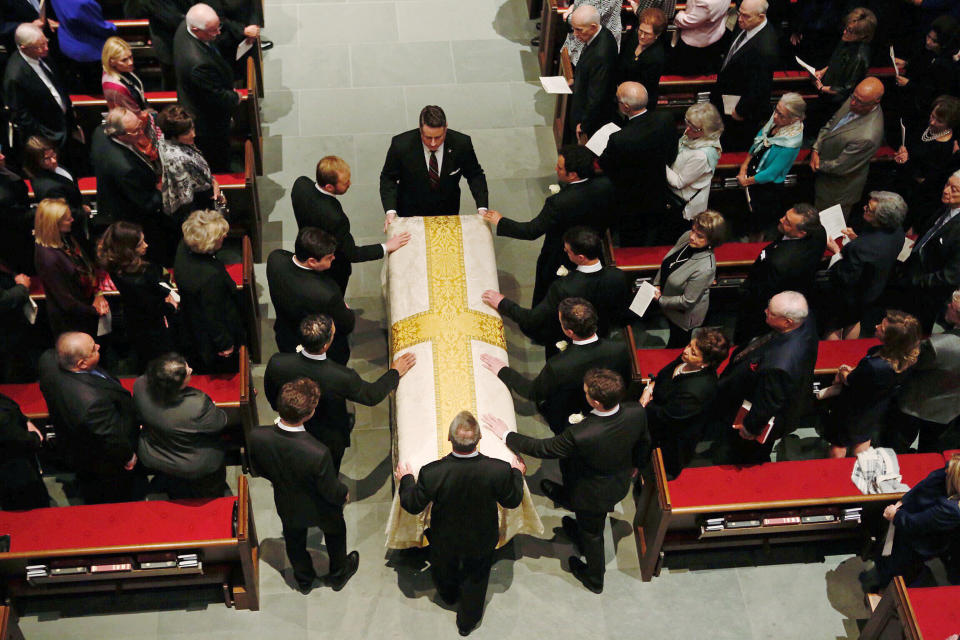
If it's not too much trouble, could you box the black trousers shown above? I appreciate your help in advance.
[282,515,347,587]
[429,543,494,632]
[574,509,607,588]
[884,410,956,454]
[306,423,350,473]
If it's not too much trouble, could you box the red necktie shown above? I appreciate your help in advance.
[428,151,440,191]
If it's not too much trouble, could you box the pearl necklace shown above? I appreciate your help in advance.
[921,125,952,142]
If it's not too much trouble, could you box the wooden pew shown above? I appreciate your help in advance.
[0,606,23,640]
[552,47,574,148]
[0,475,259,611]
[861,576,960,640]
[635,448,945,581]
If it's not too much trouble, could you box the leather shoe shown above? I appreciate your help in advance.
[540,479,564,506]
[296,577,316,595]
[458,621,479,636]
[561,515,582,551]
[326,551,359,591]
[569,557,603,594]
[260,39,274,51]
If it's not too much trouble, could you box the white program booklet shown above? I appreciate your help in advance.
[539,76,572,94]
[795,56,817,76]
[819,204,846,239]
[897,236,915,262]
[97,310,112,337]
[629,281,657,318]
[23,296,37,324]
[721,94,740,116]
[585,123,621,155]
[236,39,254,61]
[828,252,843,268]
[890,45,899,77]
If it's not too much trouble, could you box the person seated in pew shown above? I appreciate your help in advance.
[484,368,651,594]
[481,145,615,307]
[22,136,92,239]
[38,331,143,504]
[174,209,245,374]
[97,221,180,371]
[821,191,906,340]
[616,8,666,109]
[263,314,416,472]
[134,352,228,499]
[736,93,806,242]
[818,310,922,459]
[0,391,50,510]
[640,328,728,479]
[482,226,631,360]
[101,36,150,114]
[480,298,631,435]
[666,102,723,237]
[713,291,819,465]
[860,453,960,592]
[733,203,827,346]
[156,105,223,225]
[266,227,355,364]
[249,377,359,595]
[651,210,727,348]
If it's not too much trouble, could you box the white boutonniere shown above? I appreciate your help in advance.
[555,340,568,352]
[556,265,569,277]
[568,413,585,424]
[548,184,561,194]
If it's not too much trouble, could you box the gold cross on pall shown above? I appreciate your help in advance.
[390,216,506,457]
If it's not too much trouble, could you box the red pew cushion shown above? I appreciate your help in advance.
[613,242,766,270]
[666,453,945,509]
[0,496,236,553]
[908,586,960,640]
[815,339,881,373]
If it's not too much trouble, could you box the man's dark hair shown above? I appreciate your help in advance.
[419,105,446,129]
[562,226,602,260]
[584,368,624,409]
[791,203,821,235]
[558,297,598,338]
[277,378,320,424]
[300,314,335,353]
[294,227,337,262]
[558,145,596,179]
[145,352,190,406]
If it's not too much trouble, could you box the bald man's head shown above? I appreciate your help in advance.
[56,332,100,371]
[570,5,600,42]
[616,82,648,115]
[849,77,884,115]
[186,3,221,41]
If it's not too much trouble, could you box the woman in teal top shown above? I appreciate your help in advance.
[737,93,807,241]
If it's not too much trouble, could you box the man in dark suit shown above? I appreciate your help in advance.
[37,332,142,504]
[249,378,359,594]
[2,24,80,168]
[173,3,241,172]
[0,391,49,510]
[597,82,676,246]
[0,269,33,382]
[395,411,525,636]
[485,368,651,593]
[263,314,416,471]
[734,203,827,346]
[481,298,630,435]
[482,145,615,306]
[266,227,355,363]
[714,291,819,465]
[482,226,630,358]
[380,104,488,223]
[710,0,779,151]
[569,5,617,140]
[291,156,410,295]
[147,0,194,89]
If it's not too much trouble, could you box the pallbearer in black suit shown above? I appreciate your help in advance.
[481,298,630,435]
[266,227,355,363]
[485,369,651,593]
[482,145,615,306]
[263,315,415,471]
[395,411,525,636]
[482,226,630,358]
[569,5,618,140]
[292,156,410,295]
[380,105,488,224]
[249,378,359,594]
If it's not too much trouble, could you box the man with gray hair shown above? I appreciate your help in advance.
[569,4,618,140]
[715,291,819,464]
[396,411,524,636]
[174,2,241,171]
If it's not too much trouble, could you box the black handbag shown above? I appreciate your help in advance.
[664,186,703,215]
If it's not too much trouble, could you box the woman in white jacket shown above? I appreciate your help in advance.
[665,102,723,238]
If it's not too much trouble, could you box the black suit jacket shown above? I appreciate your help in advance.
[498,336,631,433]
[0,392,46,507]
[290,177,384,294]
[505,403,650,512]
[379,129,488,217]
[828,225,904,314]
[248,425,348,531]
[497,176,615,305]
[31,168,83,209]
[711,21,780,123]
[2,52,75,149]
[263,350,399,438]
[597,109,676,219]
[173,21,240,137]
[90,125,162,225]
[901,210,960,307]
[265,249,355,354]
[894,466,960,558]
[0,273,29,353]
[399,453,524,553]
[571,27,618,137]
[498,266,631,347]
[0,0,40,51]
[38,349,137,475]
[0,169,34,274]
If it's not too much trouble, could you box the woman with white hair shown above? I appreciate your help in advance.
[665,102,724,236]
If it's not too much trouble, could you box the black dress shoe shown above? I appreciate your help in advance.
[540,479,564,505]
[458,621,479,636]
[569,557,603,594]
[326,551,359,591]
[561,515,582,550]
[296,577,317,595]
[260,39,274,51]
[530,37,541,47]
[437,587,460,605]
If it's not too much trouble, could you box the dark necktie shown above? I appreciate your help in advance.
[732,331,774,365]
[428,151,440,191]
[721,31,747,71]
[915,210,955,253]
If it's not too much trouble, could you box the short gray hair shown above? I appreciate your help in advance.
[684,102,723,141]
[103,107,134,137]
[778,92,807,120]
[868,191,907,230]
[570,4,600,26]
[14,23,43,48]
[769,291,808,322]
[186,3,218,30]
[448,411,480,453]
[742,0,769,14]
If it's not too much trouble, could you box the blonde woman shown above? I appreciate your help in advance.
[666,102,724,223]
[101,36,147,113]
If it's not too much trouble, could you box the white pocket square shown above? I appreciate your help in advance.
[449,168,461,175]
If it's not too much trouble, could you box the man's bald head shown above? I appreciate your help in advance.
[570,5,601,42]
[849,77,884,115]
[617,82,648,115]
[186,3,221,40]
[56,332,99,371]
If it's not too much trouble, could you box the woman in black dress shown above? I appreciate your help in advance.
[22,136,92,240]
[617,8,667,109]
[97,221,179,371]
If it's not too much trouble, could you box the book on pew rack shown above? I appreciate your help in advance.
[842,507,863,523]
[177,553,199,569]
[50,558,90,575]
[137,552,178,570]
[799,507,839,524]
[25,564,48,579]
[733,400,775,445]
[762,513,802,527]
[724,513,763,529]
[703,517,724,532]
[89,556,134,573]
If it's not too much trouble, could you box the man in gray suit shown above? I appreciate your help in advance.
[890,289,960,452]
[810,77,885,216]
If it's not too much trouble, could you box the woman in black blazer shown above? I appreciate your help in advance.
[22,136,93,242]
[616,8,667,109]
[640,328,729,479]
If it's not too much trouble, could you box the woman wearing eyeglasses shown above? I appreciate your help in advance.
[616,8,667,109]
[664,102,723,241]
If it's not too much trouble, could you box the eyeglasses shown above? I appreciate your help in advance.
[850,94,878,106]
[684,119,703,132]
